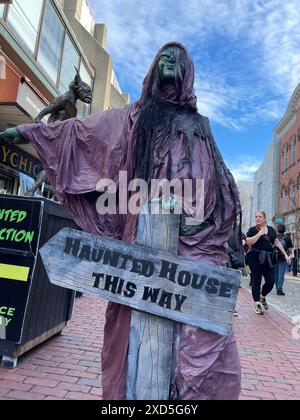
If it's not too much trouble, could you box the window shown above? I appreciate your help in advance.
[283,145,287,171]
[6,0,44,53]
[290,139,295,164]
[76,61,93,117]
[282,191,286,213]
[0,54,5,80]
[59,34,80,92]
[37,0,64,83]
[299,183,300,208]
[0,4,4,18]
[0,174,15,195]
[290,187,295,210]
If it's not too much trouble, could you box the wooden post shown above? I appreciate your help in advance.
[126,208,180,400]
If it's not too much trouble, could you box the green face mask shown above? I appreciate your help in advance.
[158,47,185,83]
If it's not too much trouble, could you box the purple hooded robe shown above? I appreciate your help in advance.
[17,43,241,400]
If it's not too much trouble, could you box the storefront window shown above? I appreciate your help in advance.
[6,0,43,53]
[0,174,15,195]
[0,5,4,18]
[37,0,64,84]
[59,34,80,93]
[77,61,93,117]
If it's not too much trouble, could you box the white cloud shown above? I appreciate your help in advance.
[247,2,300,98]
[225,156,262,182]
[88,0,300,131]
[195,72,253,131]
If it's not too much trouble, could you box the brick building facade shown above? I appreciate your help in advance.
[275,83,300,249]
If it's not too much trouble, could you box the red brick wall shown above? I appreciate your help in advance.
[278,107,300,215]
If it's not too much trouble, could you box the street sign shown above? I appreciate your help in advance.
[40,227,240,337]
[273,215,285,224]
[275,217,284,223]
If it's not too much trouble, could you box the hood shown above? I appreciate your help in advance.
[138,42,197,110]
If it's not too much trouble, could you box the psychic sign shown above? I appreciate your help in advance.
[0,143,42,178]
[0,196,43,343]
[40,228,240,336]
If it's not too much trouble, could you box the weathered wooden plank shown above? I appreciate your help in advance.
[126,312,175,400]
[126,211,180,400]
[40,228,240,336]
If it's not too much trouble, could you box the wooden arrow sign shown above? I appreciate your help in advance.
[39,227,240,337]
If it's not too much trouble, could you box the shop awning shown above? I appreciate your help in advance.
[0,54,48,159]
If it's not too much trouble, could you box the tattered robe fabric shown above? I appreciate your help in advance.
[17,43,241,400]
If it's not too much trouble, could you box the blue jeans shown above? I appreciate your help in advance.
[275,261,287,292]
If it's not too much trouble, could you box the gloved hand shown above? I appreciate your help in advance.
[0,127,27,144]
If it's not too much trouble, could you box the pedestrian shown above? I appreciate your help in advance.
[274,224,293,296]
[246,211,291,315]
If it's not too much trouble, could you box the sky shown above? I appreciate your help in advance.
[88,0,300,181]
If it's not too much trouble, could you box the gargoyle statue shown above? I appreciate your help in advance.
[34,67,93,123]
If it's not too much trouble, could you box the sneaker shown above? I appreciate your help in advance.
[260,296,269,310]
[234,311,238,317]
[253,302,264,315]
[277,290,285,296]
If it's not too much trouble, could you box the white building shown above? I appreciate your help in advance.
[237,180,254,233]
[252,133,280,227]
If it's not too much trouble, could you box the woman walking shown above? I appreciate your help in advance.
[246,211,291,315]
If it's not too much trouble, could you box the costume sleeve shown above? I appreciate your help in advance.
[17,108,129,195]
[16,107,130,237]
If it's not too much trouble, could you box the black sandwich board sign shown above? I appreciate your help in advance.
[0,196,43,343]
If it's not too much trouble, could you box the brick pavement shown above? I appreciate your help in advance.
[0,295,106,400]
[0,289,299,400]
[235,288,300,400]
